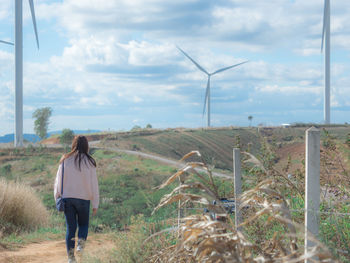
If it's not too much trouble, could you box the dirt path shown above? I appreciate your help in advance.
[106,147,232,179]
[44,142,232,179]
[0,234,114,263]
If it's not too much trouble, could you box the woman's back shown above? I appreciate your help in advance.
[59,154,99,208]
[53,135,99,262]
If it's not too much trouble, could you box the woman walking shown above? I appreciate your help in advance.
[54,135,99,263]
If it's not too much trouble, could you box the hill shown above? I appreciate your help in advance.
[94,126,350,173]
[1,125,350,261]
[40,125,350,174]
[0,134,40,143]
[0,130,100,143]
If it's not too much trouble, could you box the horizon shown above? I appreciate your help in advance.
[1,0,350,136]
[2,123,350,139]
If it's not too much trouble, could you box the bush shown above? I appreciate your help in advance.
[0,179,49,235]
[0,164,12,177]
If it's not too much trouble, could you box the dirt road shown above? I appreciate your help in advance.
[104,147,232,179]
[0,234,114,263]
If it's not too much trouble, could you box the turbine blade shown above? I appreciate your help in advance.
[177,46,209,75]
[203,77,210,116]
[0,40,14,46]
[211,61,249,75]
[321,0,329,52]
[29,0,40,49]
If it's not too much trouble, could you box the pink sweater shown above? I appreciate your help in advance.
[54,155,99,209]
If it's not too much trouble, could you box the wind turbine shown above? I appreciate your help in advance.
[177,46,248,127]
[321,0,330,124]
[0,0,39,147]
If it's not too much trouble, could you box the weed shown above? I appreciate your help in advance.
[0,178,49,235]
[149,151,336,262]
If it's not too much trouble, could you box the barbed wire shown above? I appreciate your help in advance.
[181,206,350,216]
[289,209,350,216]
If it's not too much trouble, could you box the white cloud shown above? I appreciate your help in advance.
[256,84,320,95]
[2,0,350,135]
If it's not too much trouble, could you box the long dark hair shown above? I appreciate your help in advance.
[60,135,96,170]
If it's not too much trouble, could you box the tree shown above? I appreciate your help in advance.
[60,129,75,146]
[248,115,253,127]
[145,124,152,129]
[32,107,52,140]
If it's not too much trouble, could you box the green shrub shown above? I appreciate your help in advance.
[0,164,12,177]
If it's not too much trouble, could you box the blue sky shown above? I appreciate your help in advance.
[1,0,350,135]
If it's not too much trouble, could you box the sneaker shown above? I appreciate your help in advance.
[76,238,85,252]
[68,249,76,263]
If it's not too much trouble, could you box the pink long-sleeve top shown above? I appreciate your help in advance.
[54,154,99,209]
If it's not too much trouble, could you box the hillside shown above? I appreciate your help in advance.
[39,125,350,175]
[1,126,350,261]
[0,130,100,143]
[94,126,350,173]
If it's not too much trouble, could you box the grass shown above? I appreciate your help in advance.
[1,126,350,261]
[82,215,175,263]
[0,178,49,237]
[0,145,178,233]
[1,226,64,249]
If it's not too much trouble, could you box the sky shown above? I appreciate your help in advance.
[0,0,350,135]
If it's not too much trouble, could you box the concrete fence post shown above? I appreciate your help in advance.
[305,127,320,263]
[233,148,242,231]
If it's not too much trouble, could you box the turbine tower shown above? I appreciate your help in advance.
[177,46,248,127]
[0,0,39,147]
[321,0,330,124]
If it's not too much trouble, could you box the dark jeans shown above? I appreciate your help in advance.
[64,198,90,254]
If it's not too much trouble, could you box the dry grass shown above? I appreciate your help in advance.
[0,178,49,236]
[148,151,336,263]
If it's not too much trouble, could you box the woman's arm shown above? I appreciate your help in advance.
[91,167,100,210]
[53,163,63,201]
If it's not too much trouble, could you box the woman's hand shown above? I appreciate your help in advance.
[92,208,98,216]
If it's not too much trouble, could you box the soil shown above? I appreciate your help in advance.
[0,234,114,263]
[275,142,305,172]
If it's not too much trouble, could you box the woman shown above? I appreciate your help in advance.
[54,135,99,263]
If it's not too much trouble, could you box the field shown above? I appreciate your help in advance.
[1,126,350,262]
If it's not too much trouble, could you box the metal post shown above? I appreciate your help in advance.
[233,148,242,231]
[305,127,320,262]
[15,0,23,147]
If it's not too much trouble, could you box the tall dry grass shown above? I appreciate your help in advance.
[149,151,336,263]
[0,178,49,235]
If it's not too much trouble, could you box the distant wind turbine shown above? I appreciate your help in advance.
[321,0,330,124]
[177,46,248,127]
[0,0,39,147]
